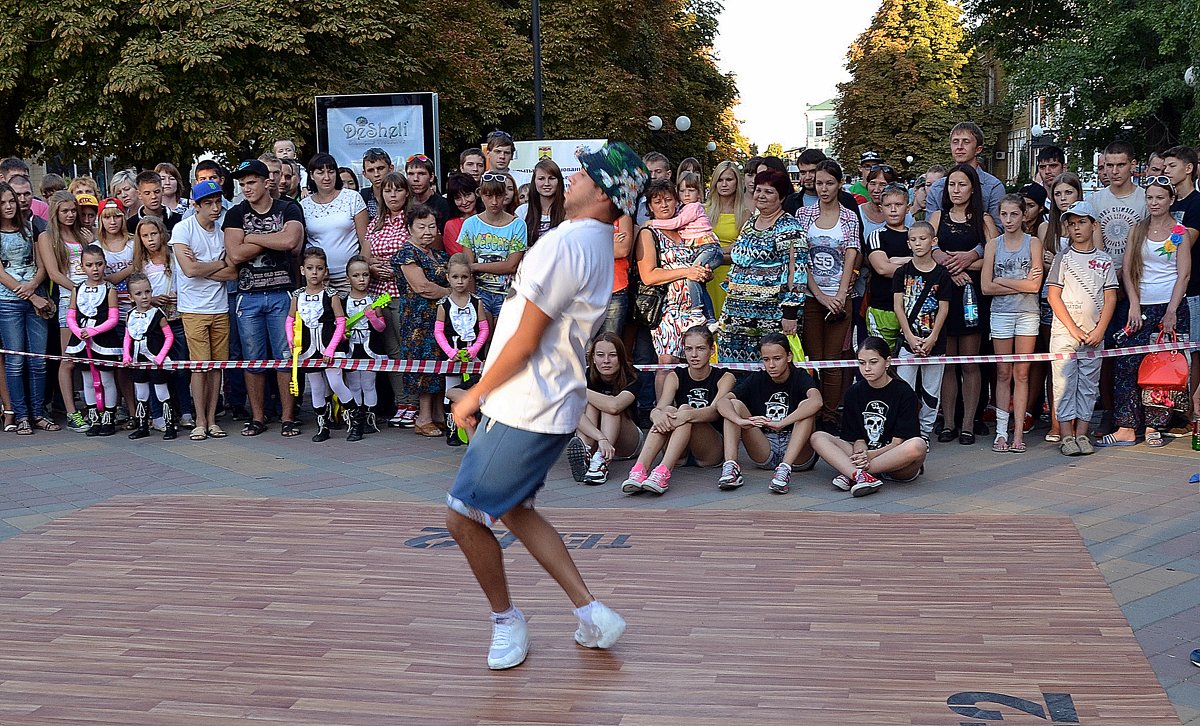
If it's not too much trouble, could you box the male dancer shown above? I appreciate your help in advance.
[448,143,648,670]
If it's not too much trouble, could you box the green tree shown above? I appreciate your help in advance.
[966,0,1200,151]
[832,0,987,174]
[0,0,741,173]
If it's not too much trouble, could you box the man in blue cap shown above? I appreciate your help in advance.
[446,142,648,670]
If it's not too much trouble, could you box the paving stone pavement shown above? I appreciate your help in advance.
[1,418,1198,723]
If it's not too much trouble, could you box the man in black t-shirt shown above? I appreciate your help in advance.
[127,170,182,233]
[405,154,451,234]
[1161,146,1200,387]
[223,159,305,437]
[715,333,822,494]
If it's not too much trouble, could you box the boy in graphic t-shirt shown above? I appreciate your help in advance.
[1047,201,1118,457]
[891,221,952,439]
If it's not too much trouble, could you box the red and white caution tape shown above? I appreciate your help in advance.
[0,339,1195,374]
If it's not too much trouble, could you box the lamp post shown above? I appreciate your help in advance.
[647,115,691,160]
[532,0,544,139]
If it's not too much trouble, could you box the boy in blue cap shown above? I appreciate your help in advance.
[447,142,648,670]
[1046,200,1118,456]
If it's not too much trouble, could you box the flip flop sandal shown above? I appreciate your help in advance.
[189,426,208,441]
[33,416,61,431]
[1044,432,1062,443]
[1009,441,1027,453]
[992,437,1009,452]
[207,424,228,439]
[1095,434,1138,447]
[242,420,267,437]
[1146,432,1166,448]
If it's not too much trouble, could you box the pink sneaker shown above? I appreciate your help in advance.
[621,464,648,494]
[641,466,671,494]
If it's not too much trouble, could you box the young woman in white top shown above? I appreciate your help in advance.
[300,153,368,294]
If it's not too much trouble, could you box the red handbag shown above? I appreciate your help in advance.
[1137,332,1190,391]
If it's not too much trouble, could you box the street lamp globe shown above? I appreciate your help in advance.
[905,155,914,165]
[647,115,664,131]
[1031,124,1044,138]
[1186,66,1197,87]
[706,141,717,152]
[675,116,692,132]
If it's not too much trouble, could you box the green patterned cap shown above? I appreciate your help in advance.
[579,142,649,217]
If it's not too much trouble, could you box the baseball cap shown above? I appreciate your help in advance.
[230,159,270,180]
[191,180,224,202]
[95,197,122,214]
[578,142,649,218]
[1018,183,1047,210]
[1060,200,1098,223]
[75,193,100,209]
[859,150,882,164]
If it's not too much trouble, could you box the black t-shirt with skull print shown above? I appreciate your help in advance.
[731,367,818,434]
[840,376,919,450]
[671,366,732,432]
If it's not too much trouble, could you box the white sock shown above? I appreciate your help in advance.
[491,605,523,623]
[995,410,1011,441]
[574,600,601,625]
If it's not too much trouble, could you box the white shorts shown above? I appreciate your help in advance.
[990,310,1040,339]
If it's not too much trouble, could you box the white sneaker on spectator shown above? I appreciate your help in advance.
[769,463,791,494]
[487,611,529,670]
[574,600,626,649]
[717,460,743,490]
[832,473,853,491]
[582,452,608,485]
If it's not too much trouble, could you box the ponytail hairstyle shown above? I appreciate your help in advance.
[759,332,792,358]
[857,335,894,378]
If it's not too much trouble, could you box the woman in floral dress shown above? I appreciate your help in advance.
[393,203,450,437]
[634,180,711,395]
[718,169,809,365]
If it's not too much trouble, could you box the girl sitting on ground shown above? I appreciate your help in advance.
[810,336,926,497]
[566,332,644,486]
[621,325,735,496]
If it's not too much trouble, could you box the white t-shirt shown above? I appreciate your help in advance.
[1138,232,1180,306]
[1047,245,1118,330]
[1090,185,1147,272]
[170,215,229,314]
[805,219,853,296]
[480,217,614,434]
[300,188,366,280]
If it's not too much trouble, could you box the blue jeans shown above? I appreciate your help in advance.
[234,290,291,373]
[685,244,723,322]
[0,298,49,420]
[478,289,506,319]
[601,289,628,337]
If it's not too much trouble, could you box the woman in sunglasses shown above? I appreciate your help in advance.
[1098,176,1191,448]
[459,172,528,318]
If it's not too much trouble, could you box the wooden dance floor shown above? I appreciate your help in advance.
[0,496,1178,724]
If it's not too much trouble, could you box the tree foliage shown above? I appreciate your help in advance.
[0,0,740,171]
[965,0,1200,152]
[832,0,990,174]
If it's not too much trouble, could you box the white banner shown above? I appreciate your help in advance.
[508,139,607,187]
[325,104,426,176]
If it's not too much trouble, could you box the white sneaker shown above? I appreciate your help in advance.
[151,416,166,432]
[832,473,853,491]
[582,452,609,485]
[717,460,743,490]
[574,601,626,649]
[179,414,196,428]
[769,463,791,494]
[487,613,529,670]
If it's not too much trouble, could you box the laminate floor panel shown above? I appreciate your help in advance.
[0,496,1178,724]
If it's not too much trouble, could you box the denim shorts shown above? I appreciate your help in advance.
[989,310,1040,339]
[478,289,506,319]
[753,430,791,469]
[447,415,571,526]
[234,290,291,373]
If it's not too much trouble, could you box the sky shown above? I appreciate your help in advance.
[713,1,880,151]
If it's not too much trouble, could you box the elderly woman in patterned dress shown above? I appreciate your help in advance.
[634,179,712,395]
[717,169,809,364]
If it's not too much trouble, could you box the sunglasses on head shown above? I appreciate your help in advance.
[366,147,386,156]
[406,154,431,164]
[488,130,514,143]
[869,164,895,175]
[481,172,508,183]
[1142,175,1173,188]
